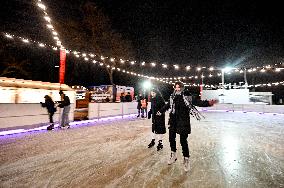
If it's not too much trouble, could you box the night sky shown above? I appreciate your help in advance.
[98,0,284,66]
[0,0,284,98]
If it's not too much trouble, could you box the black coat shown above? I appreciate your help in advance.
[148,95,166,134]
[160,92,210,134]
[58,95,70,108]
[136,96,143,109]
[41,98,56,114]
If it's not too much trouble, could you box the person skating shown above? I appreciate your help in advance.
[41,95,56,130]
[157,81,216,172]
[141,97,148,118]
[147,89,166,151]
[58,90,71,129]
[136,93,143,117]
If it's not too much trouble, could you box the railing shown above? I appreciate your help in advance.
[88,102,139,119]
[1,102,283,131]
[200,104,284,114]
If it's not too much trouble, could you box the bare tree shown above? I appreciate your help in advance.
[0,56,31,79]
[55,1,135,85]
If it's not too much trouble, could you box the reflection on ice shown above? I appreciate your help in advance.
[0,111,283,187]
[220,135,241,180]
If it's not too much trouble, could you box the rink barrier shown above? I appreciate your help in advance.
[200,104,284,114]
[1,103,283,135]
[88,102,139,119]
[0,114,137,137]
[0,102,140,131]
[0,103,75,130]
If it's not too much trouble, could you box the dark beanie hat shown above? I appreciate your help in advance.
[174,81,184,88]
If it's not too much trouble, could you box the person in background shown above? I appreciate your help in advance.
[105,96,110,102]
[157,81,216,172]
[120,93,126,102]
[58,90,71,129]
[141,96,148,118]
[41,95,56,130]
[136,93,143,117]
[147,88,166,151]
[125,92,132,102]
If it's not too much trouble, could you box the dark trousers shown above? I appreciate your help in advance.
[169,129,189,157]
[141,108,147,117]
[49,112,54,123]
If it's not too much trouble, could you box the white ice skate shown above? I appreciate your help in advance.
[183,157,190,172]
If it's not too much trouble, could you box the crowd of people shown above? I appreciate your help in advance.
[40,81,216,172]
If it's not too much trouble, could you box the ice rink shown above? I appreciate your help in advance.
[0,111,283,188]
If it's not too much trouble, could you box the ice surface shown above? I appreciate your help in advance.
[0,111,283,187]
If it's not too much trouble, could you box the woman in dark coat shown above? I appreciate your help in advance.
[147,89,166,151]
[158,81,215,171]
[41,95,56,130]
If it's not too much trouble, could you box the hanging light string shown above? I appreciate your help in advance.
[1,32,170,84]
[33,1,283,74]
[3,32,284,85]
[3,32,284,89]
[36,0,64,48]
[57,46,283,74]
[178,81,284,88]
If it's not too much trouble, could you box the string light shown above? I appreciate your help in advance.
[36,0,63,48]
[174,65,179,69]
[5,34,13,39]
[22,39,29,43]
[2,32,283,86]
[34,1,284,73]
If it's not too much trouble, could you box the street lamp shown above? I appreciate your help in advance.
[221,67,232,89]
[143,80,152,90]
[142,80,152,100]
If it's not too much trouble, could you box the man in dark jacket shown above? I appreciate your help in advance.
[125,92,132,102]
[147,89,166,151]
[158,81,215,172]
[58,90,71,129]
[41,95,56,130]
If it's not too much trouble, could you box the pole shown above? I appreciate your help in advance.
[244,68,248,89]
[200,72,204,97]
[221,69,225,89]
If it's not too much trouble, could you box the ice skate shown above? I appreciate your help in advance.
[183,157,190,172]
[168,151,177,165]
[148,139,155,148]
[47,124,54,130]
[157,141,163,151]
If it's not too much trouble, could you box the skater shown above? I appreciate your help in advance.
[136,93,143,117]
[58,90,71,129]
[40,95,56,130]
[157,81,215,171]
[147,88,166,151]
[141,97,148,118]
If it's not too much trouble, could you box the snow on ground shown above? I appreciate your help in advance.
[0,112,283,188]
